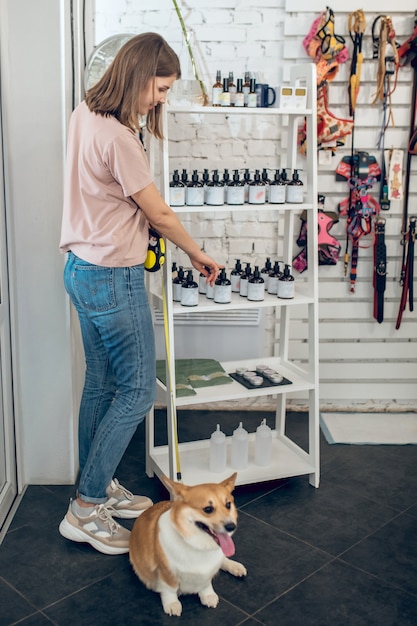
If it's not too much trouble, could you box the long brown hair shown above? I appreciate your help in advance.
[85,32,181,138]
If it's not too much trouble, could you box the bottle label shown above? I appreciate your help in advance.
[235,92,245,107]
[247,282,264,301]
[261,271,270,290]
[221,92,231,106]
[240,278,249,297]
[173,282,183,301]
[286,186,303,203]
[230,273,241,292]
[186,186,204,206]
[214,284,232,303]
[247,93,257,108]
[248,186,266,204]
[206,186,224,206]
[268,275,279,295]
[170,187,185,206]
[269,185,286,204]
[277,281,294,299]
[199,274,207,294]
[181,287,199,306]
[227,186,245,205]
[206,283,214,299]
[212,86,223,106]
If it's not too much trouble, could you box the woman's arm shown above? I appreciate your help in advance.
[132,182,222,284]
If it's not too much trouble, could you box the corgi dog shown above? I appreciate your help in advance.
[129,472,247,616]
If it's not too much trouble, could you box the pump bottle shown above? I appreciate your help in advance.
[267,261,282,295]
[239,263,252,297]
[268,169,286,204]
[231,259,243,293]
[169,170,185,207]
[286,169,304,203]
[248,169,266,204]
[181,270,199,306]
[231,422,248,469]
[260,257,272,290]
[206,170,224,206]
[186,170,204,206]
[226,170,245,205]
[222,169,230,202]
[243,168,252,202]
[173,266,186,301]
[277,264,295,299]
[247,266,264,301]
[262,168,271,202]
[214,269,232,303]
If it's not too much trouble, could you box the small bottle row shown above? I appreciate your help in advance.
[212,71,276,108]
[170,167,304,207]
[209,419,272,473]
[172,258,294,307]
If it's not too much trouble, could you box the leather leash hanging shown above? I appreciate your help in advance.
[395,12,417,329]
[373,217,387,323]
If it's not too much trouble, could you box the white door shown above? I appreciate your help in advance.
[0,94,17,535]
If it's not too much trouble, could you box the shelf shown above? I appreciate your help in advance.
[147,431,315,487]
[151,288,313,315]
[171,202,314,214]
[167,104,312,116]
[155,356,314,407]
[147,63,319,488]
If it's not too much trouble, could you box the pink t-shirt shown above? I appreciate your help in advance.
[60,101,153,267]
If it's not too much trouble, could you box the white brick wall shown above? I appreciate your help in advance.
[92,0,417,411]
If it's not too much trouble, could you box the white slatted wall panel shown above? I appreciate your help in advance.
[283,3,417,409]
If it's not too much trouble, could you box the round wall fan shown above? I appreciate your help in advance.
[84,33,133,91]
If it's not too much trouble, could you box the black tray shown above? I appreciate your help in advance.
[230,371,292,390]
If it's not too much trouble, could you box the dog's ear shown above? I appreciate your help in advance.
[220,472,238,493]
[160,474,188,501]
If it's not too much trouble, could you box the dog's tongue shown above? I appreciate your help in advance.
[216,532,235,557]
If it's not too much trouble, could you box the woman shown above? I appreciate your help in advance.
[59,32,221,555]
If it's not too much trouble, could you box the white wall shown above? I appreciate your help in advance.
[1,0,76,484]
[92,0,417,411]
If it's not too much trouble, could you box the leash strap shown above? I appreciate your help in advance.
[396,217,416,329]
[373,218,387,323]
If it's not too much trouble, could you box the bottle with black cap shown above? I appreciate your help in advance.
[247,266,265,301]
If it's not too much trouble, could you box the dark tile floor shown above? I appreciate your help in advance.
[1,409,417,626]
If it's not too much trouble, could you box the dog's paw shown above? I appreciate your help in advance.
[222,558,247,578]
[163,600,182,616]
[200,591,219,608]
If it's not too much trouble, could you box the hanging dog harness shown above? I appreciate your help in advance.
[337,153,381,292]
[293,197,341,273]
[301,7,352,154]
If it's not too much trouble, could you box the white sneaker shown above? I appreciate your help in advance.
[59,502,130,555]
[106,478,153,519]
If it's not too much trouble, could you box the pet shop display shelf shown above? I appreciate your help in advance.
[146,63,319,489]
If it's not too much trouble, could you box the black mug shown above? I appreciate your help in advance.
[255,83,276,107]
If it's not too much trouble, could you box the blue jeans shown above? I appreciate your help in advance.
[64,252,156,503]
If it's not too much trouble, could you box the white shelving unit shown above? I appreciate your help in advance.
[146,64,319,488]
